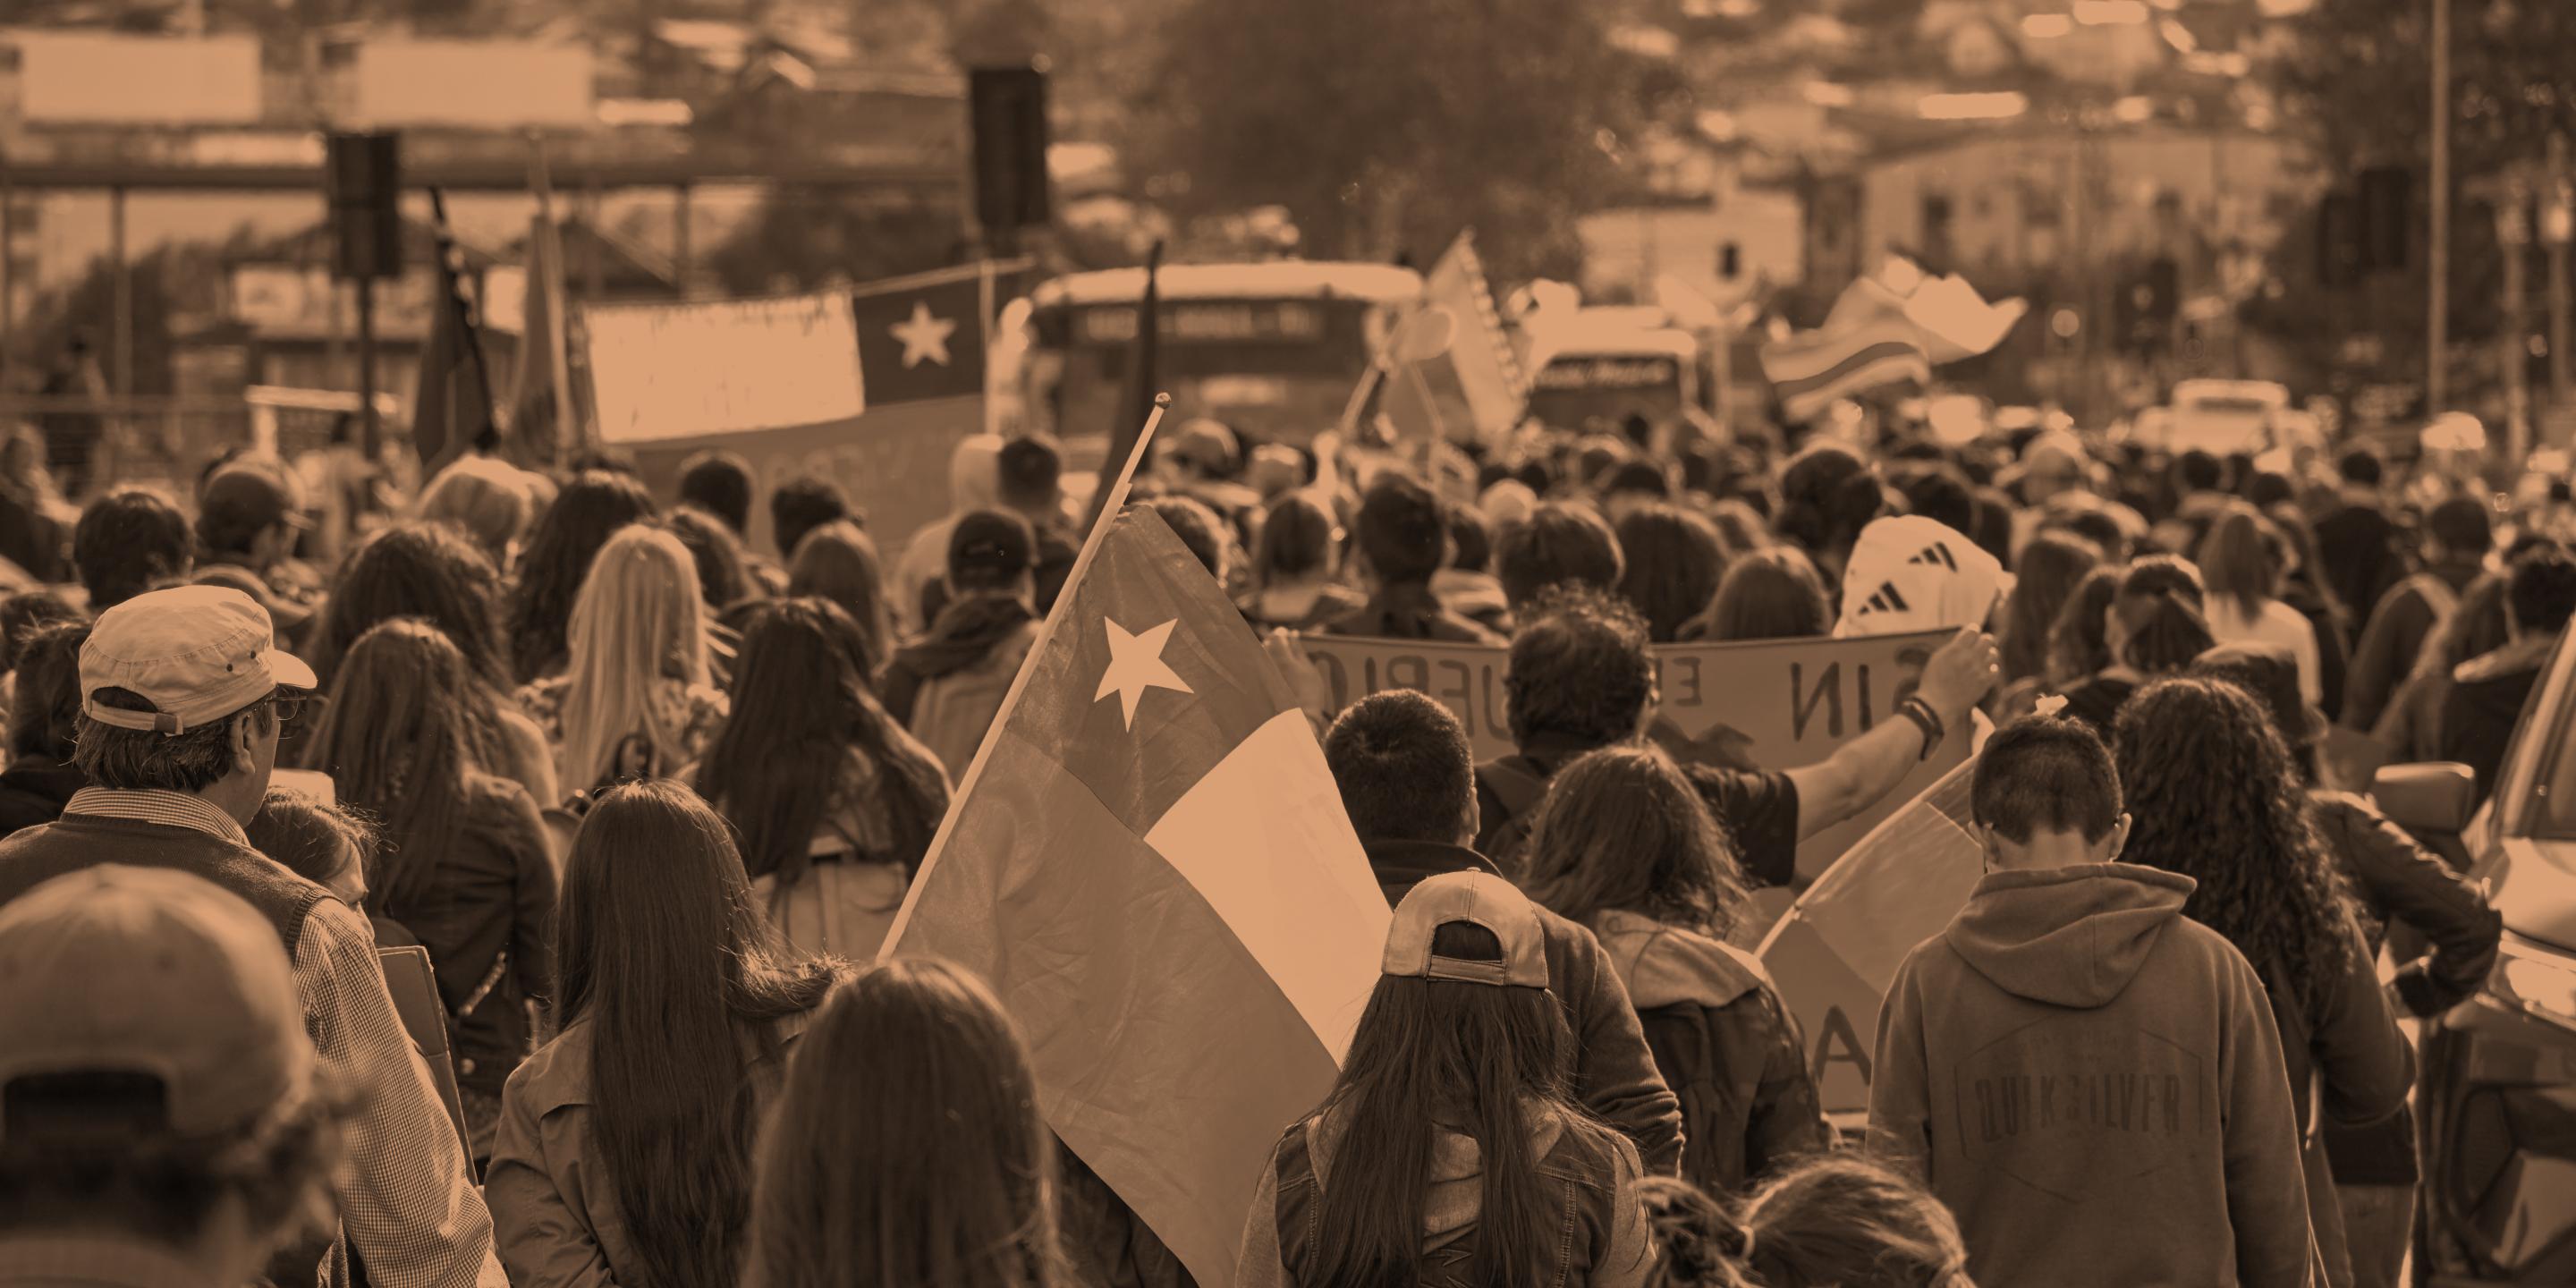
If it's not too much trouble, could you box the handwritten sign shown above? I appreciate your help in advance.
[1295,629,1966,883]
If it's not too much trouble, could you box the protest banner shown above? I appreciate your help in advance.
[583,292,868,447]
[1294,627,1966,882]
[623,394,987,561]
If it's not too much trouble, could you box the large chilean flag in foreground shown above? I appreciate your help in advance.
[878,504,1392,1287]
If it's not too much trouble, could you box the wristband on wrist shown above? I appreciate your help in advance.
[1896,696,1945,758]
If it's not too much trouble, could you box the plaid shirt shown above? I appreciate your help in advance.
[63,790,507,1288]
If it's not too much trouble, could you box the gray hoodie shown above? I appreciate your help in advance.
[1868,864,2319,1288]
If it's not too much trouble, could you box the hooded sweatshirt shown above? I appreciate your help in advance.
[891,435,1005,636]
[1869,865,2317,1288]
[2439,633,2555,804]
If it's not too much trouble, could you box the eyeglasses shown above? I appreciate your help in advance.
[268,691,309,724]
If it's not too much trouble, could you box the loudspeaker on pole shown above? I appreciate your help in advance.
[327,131,403,282]
[968,65,1052,242]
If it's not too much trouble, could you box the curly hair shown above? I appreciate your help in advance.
[1504,583,1655,751]
[2113,677,2359,1017]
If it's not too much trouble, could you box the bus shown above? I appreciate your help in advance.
[1517,309,1724,445]
[1004,261,1424,454]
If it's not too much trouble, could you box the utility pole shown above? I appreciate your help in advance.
[2428,0,2452,415]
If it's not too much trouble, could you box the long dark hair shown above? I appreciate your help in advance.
[5,620,88,763]
[2109,555,2214,674]
[2113,678,2359,1017]
[1306,920,1595,1288]
[1616,504,1729,644]
[506,470,657,682]
[2001,533,2100,683]
[745,960,1067,1288]
[665,504,754,614]
[695,598,948,888]
[555,781,839,1288]
[1774,442,1883,558]
[2195,502,2284,620]
[304,619,478,912]
[1522,745,1750,938]
[2266,501,2350,629]
[784,521,894,680]
[309,522,511,691]
[2047,565,2123,683]
[1695,547,1830,641]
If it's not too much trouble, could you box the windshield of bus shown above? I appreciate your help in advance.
[1021,294,1390,448]
[1525,352,1687,430]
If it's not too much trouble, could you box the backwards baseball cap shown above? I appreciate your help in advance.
[82,584,318,735]
[0,865,314,1140]
[1382,870,1550,989]
[948,509,1038,584]
[199,457,313,538]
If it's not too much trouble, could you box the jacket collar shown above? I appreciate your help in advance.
[1359,837,1501,905]
[64,788,250,849]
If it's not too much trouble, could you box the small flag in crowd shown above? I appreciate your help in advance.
[509,144,581,466]
[879,505,1392,1288]
[1419,230,1530,439]
[848,259,1036,405]
[411,189,497,475]
[1758,757,1984,1116]
[1760,256,2027,424]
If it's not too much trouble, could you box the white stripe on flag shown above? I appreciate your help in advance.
[1143,709,1393,1059]
[1780,348,1930,421]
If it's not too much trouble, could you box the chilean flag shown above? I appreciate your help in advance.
[879,505,1392,1287]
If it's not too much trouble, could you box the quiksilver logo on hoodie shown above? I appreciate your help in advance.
[1971,1071,2203,1144]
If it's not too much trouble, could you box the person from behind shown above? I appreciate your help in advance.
[1496,500,1626,616]
[415,455,536,574]
[2050,555,2212,733]
[1322,691,1684,1174]
[193,456,322,637]
[2343,495,2492,731]
[743,959,1072,1288]
[0,424,76,584]
[1243,491,1363,632]
[1521,745,1832,1194]
[768,473,858,572]
[0,621,87,836]
[504,471,658,684]
[2196,503,2324,705]
[694,598,951,962]
[487,780,841,1288]
[678,449,757,540]
[2114,680,2412,1286]
[1237,870,1658,1288]
[1868,715,2316,1288]
[244,788,379,918]
[1147,495,1233,587]
[664,504,758,625]
[518,524,728,799]
[1326,473,1504,643]
[893,436,1006,638]
[1479,586,1997,881]
[2263,504,2354,723]
[72,487,192,614]
[784,520,897,679]
[1637,1157,1974,1288]
[2312,445,2404,640]
[1993,533,2102,719]
[878,510,1045,778]
[2438,541,2576,802]
[998,433,1080,616]
[0,866,343,1286]
[1616,504,1729,644]
[0,584,505,1284]
[1772,442,1885,592]
[1681,547,1832,642]
[305,619,557,1165]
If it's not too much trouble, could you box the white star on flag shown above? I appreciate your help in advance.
[890,300,957,369]
[1095,617,1193,728]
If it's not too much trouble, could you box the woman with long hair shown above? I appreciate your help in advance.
[2195,503,2325,707]
[0,620,88,835]
[505,470,657,683]
[415,454,535,573]
[487,780,841,1288]
[694,598,952,962]
[1521,746,1830,1194]
[1638,1157,1974,1288]
[1772,442,1885,594]
[1682,547,1831,642]
[2044,564,2123,687]
[744,960,1069,1288]
[1616,505,1731,645]
[2264,502,2354,720]
[785,520,896,678]
[1998,533,2102,686]
[1243,491,1364,632]
[305,618,556,1162]
[519,524,728,798]
[304,521,558,810]
[2112,677,2411,1287]
[2053,555,2213,732]
[1238,872,1656,1288]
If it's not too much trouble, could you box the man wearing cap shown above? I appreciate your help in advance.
[0,866,341,1288]
[195,456,322,646]
[0,585,506,1288]
[1324,691,1683,1174]
[880,509,1046,778]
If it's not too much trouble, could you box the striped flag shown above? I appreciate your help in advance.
[1760,315,1933,424]
[1421,230,1530,438]
[879,505,1393,1287]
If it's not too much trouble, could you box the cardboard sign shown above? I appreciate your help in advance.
[626,395,987,562]
[1295,629,1969,882]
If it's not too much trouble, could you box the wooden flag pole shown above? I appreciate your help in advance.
[878,392,1174,963]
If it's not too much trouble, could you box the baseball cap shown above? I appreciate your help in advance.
[1381,870,1550,989]
[199,458,313,536]
[1835,513,2006,639]
[1169,419,1239,476]
[0,865,314,1140]
[81,584,318,735]
[948,509,1038,583]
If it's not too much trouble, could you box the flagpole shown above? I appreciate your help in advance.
[878,392,1174,964]
[526,132,578,468]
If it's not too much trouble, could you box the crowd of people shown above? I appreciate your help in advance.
[0,395,2560,1288]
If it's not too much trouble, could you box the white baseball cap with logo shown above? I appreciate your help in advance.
[80,584,318,736]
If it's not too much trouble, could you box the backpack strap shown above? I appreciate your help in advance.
[1480,756,1552,820]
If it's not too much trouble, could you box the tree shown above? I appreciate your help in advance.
[1123,0,1653,284]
